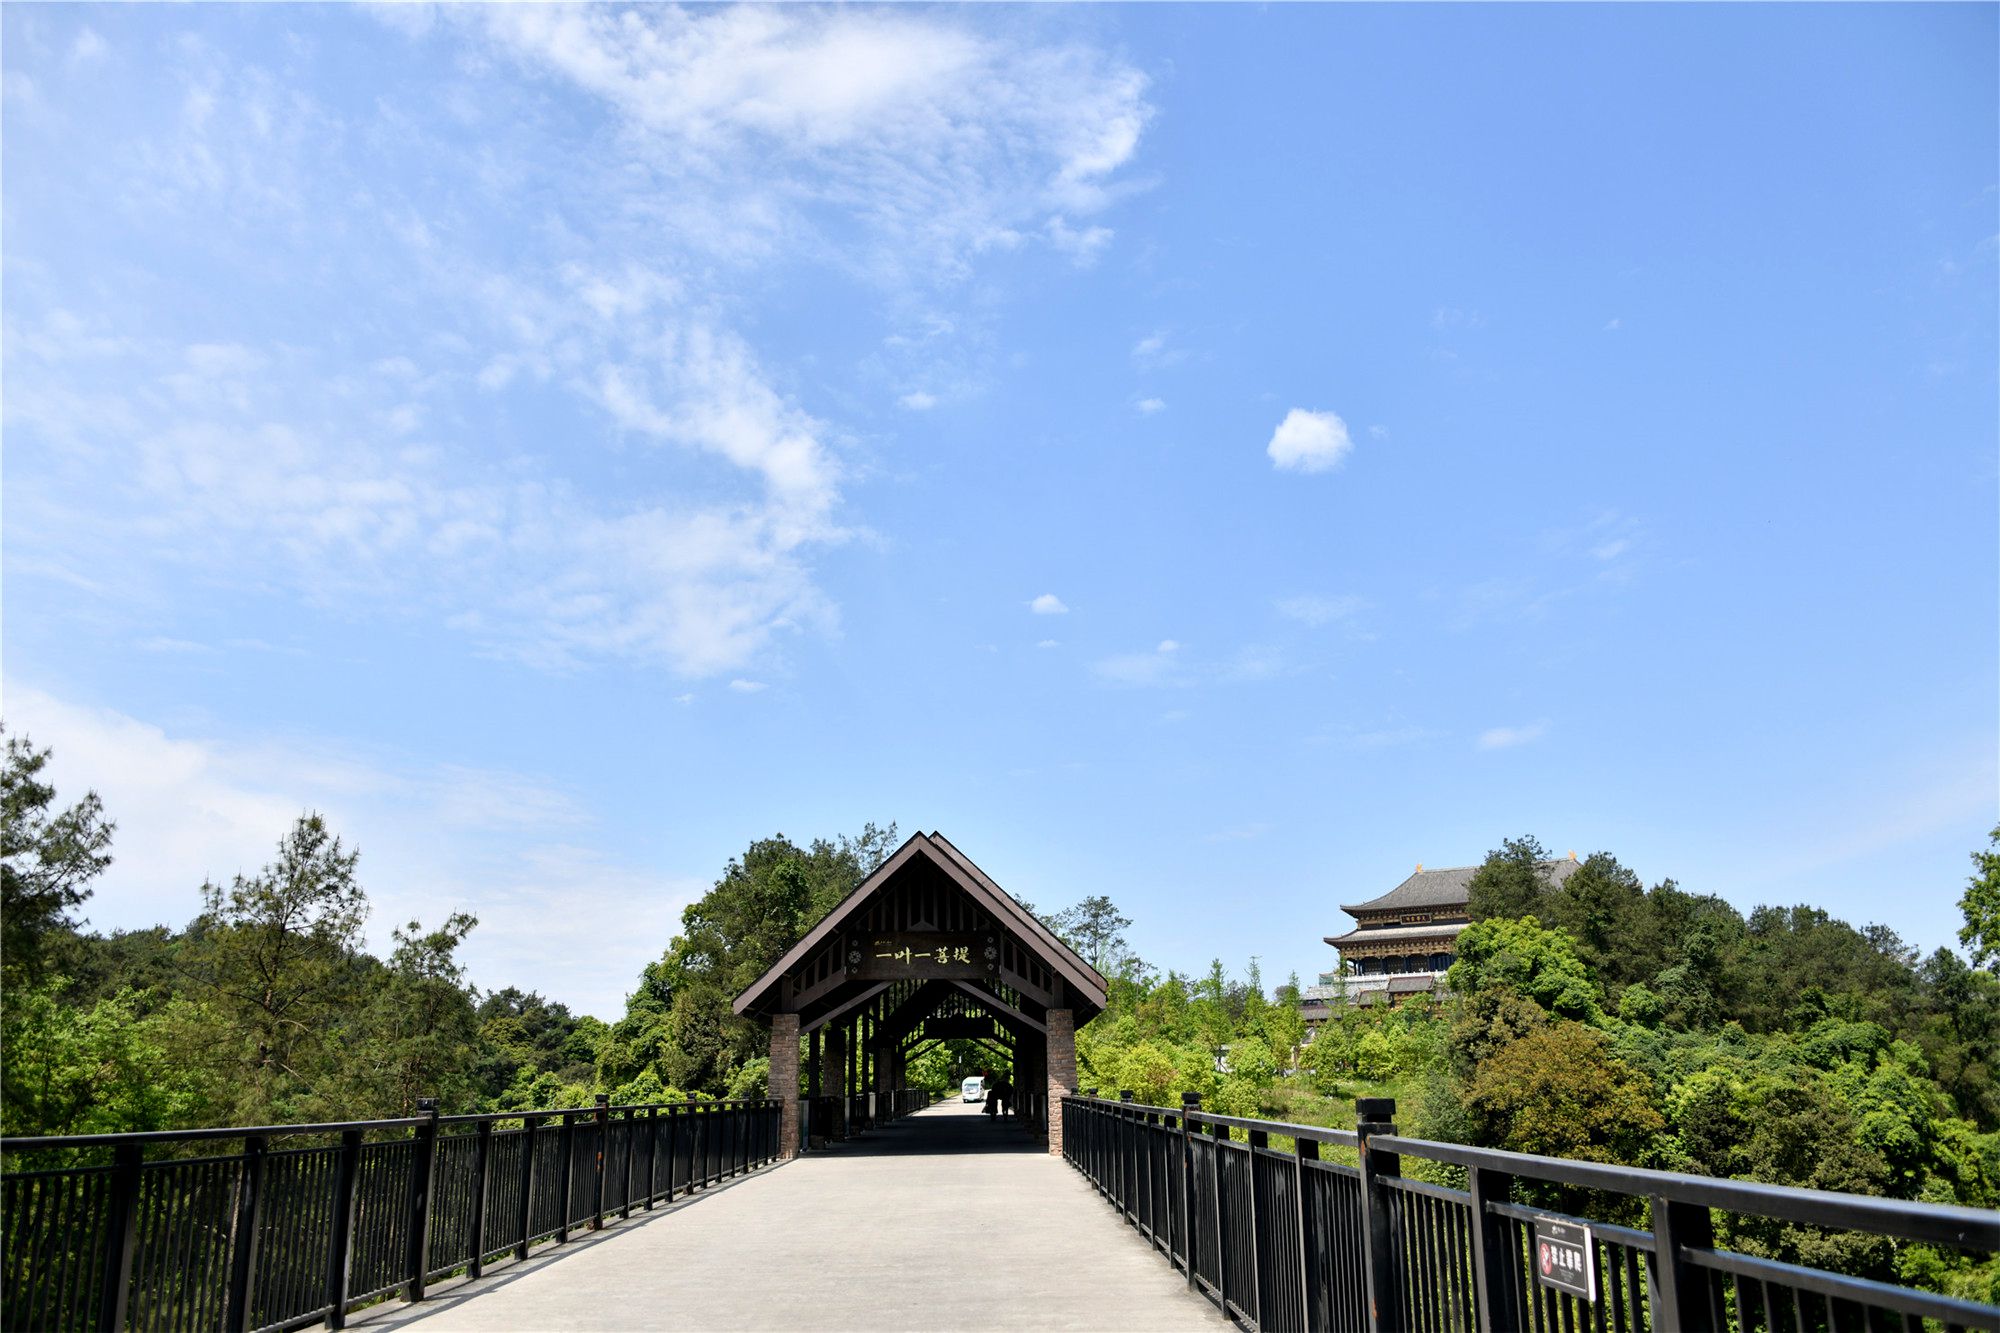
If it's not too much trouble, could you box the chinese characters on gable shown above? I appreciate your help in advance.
[844,933,996,981]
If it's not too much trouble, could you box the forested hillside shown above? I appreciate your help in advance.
[1071,835,2000,1304]
[4,723,1996,1302]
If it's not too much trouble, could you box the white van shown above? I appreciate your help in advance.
[961,1076,985,1103]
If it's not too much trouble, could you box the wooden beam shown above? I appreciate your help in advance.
[802,983,891,1035]
[785,953,851,1015]
[950,980,1047,1034]
[995,964,1055,1011]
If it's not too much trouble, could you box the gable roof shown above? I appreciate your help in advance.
[732,830,1106,1019]
[1339,857,1580,915]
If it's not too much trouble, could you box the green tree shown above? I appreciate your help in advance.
[1051,896,1133,975]
[355,913,481,1114]
[179,813,369,1121]
[1465,835,1556,921]
[1465,1022,1665,1166]
[0,980,204,1136]
[1,727,114,985]
[1960,826,2000,973]
[1446,916,1605,1023]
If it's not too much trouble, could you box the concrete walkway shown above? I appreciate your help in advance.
[356,1101,1224,1332]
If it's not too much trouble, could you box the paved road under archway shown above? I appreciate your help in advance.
[357,1101,1223,1332]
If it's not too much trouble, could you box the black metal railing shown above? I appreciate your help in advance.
[1061,1093,2000,1333]
[1,1094,782,1332]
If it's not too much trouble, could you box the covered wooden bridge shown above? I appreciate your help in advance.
[733,830,1107,1157]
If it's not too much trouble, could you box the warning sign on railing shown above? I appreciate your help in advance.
[1534,1218,1597,1302]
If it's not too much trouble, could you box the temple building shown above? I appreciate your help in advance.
[1312,854,1580,1008]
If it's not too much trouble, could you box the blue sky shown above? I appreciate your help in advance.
[4,4,1994,1017]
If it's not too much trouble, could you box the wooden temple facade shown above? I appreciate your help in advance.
[1318,855,1580,1007]
[734,831,1106,1156]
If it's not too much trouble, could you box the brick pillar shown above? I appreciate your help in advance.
[769,1012,801,1159]
[1045,1008,1075,1156]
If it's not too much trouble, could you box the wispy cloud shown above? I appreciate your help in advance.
[1131,329,1185,370]
[1477,721,1549,750]
[1093,642,1185,687]
[1266,408,1353,474]
[728,679,768,693]
[1275,594,1365,627]
[8,11,1156,683]
[474,7,1152,281]
[3,682,690,1017]
[1206,822,1273,843]
[1135,397,1166,415]
[1030,593,1069,615]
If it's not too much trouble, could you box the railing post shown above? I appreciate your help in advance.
[1119,1092,1136,1224]
[590,1094,608,1231]
[224,1134,266,1333]
[555,1112,576,1243]
[1181,1093,1200,1291]
[405,1098,440,1302]
[620,1108,636,1220]
[1650,1196,1718,1333]
[1297,1136,1321,1333]
[1211,1117,1232,1317]
[97,1142,142,1333]
[664,1106,681,1199]
[515,1115,539,1261]
[645,1106,660,1207]
[1467,1167,1516,1333]
[1356,1097,1404,1333]
[324,1130,362,1330]
[1145,1105,1163,1254]
[1247,1125,1268,1331]
[469,1120,493,1279]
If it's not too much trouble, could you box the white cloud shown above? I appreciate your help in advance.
[1029,593,1068,615]
[1036,639,1060,649]
[1045,215,1113,266]
[1135,397,1165,415]
[474,6,1152,276]
[1478,721,1549,751]
[1431,307,1483,331]
[899,390,938,411]
[8,14,1156,689]
[1131,330,1185,369]
[6,313,839,679]
[728,679,767,693]
[1604,317,1623,332]
[2,683,693,1017]
[70,28,107,63]
[1092,638,1185,687]
[1275,594,1365,627]
[1267,408,1353,474]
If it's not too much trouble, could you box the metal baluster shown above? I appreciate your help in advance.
[1356,1098,1404,1333]
[468,1121,492,1280]
[405,1099,440,1302]
[223,1136,266,1333]
[324,1130,362,1329]
[515,1116,539,1261]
